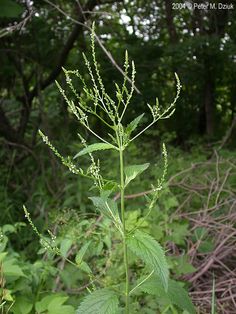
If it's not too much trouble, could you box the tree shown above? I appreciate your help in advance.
[0,0,123,145]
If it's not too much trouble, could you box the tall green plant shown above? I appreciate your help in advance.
[24,24,195,314]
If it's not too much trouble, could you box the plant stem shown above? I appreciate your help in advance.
[119,147,129,314]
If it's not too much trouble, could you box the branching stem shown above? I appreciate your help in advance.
[130,119,157,142]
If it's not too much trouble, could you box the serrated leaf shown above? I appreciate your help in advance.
[89,192,120,223]
[139,277,195,314]
[138,276,167,297]
[74,143,116,158]
[124,163,149,187]
[60,238,73,258]
[175,255,196,275]
[76,288,119,314]
[127,230,169,291]
[168,280,196,314]
[126,113,144,134]
[76,241,91,265]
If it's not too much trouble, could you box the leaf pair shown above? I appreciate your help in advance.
[77,230,170,314]
[76,277,195,314]
[73,113,145,160]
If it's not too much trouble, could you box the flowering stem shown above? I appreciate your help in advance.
[119,144,129,313]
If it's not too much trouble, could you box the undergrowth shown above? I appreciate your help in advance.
[1,143,235,313]
[0,24,209,314]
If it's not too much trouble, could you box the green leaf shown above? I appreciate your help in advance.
[138,276,167,296]
[36,296,51,312]
[76,241,91,263]
[193,227,208,240]
[60,238,73,258]
[198,240,214,253]
[2,224,16,233]
[35,295,74,314]
[167,222,189,245]
[124,163,149,187]
[48,296,75,314]
[174,255,196,276]
[127,230,169,291]
[2,289,13,302]
[3,258,26,278]
[167,280,196,314]
[0,0,24,17]
[48,306,75,314]
[163,195,179,210]
[74,143,116,158]
[89,192,120,222]
[76,241,91,265]
[12,297,33,314]
[0,236,8,253]
[36,295,60,312]
[76,288,119,314]
[139,277,195,314]
[0,253,7,262]
[126,113,144,134]
[78,261,92,274]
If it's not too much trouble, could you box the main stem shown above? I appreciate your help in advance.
[119,147,129,314]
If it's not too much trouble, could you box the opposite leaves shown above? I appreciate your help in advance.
[127,230,169,291]
[76,288,119,314]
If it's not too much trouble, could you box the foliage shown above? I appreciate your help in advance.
[1,146,235,313]
[18,24,194,314]
[76,289,119,314]
[127,230,169,291]
[0,222,76,313]
[0,0,23,18]
[137,277,195,314]
[21,24,194,314]
[1,2,236,313]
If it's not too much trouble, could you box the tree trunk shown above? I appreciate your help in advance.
[204,75,215,137]
[164,0,178,43]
